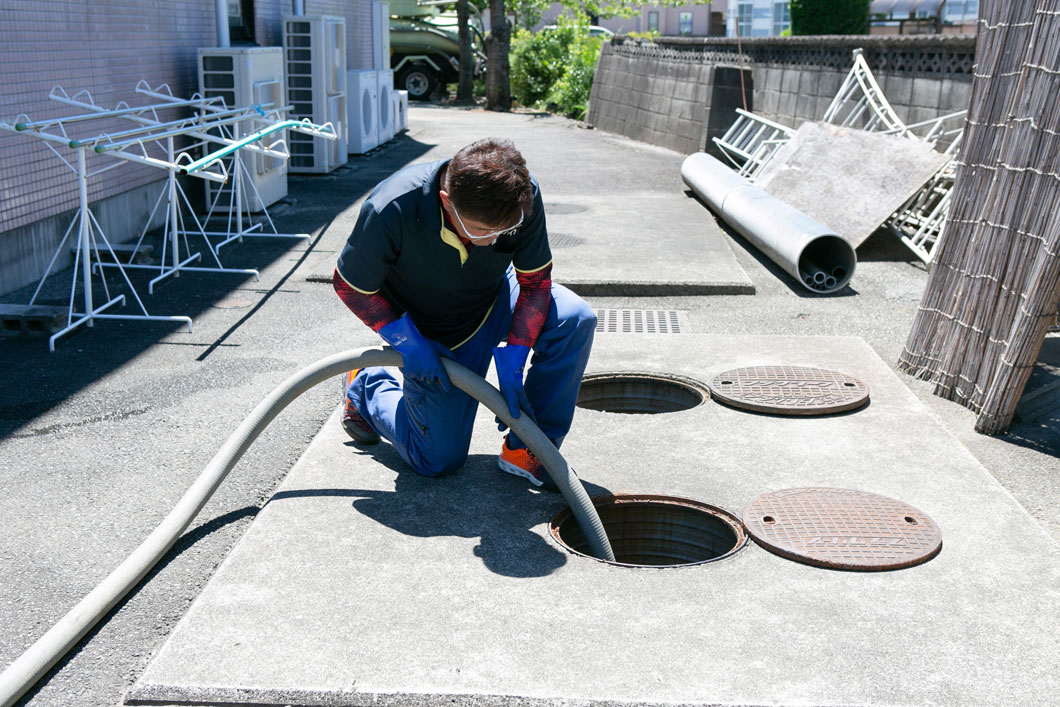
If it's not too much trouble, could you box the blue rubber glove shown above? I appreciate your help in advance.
[378,315,453,392]
[492,344,533,427]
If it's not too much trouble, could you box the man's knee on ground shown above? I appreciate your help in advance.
[564,299,597,339]
[409,447,468,478]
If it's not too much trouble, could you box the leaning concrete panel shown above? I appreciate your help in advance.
[755,122,950,247]
[129,335,1059,707]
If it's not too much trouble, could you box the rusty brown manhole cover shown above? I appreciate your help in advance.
[709,366,868,415]
[743,488,942,571]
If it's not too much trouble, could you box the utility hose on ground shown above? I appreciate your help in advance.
[0,347,614,707]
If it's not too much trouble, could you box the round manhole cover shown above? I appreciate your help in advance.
[549,232,585,249]
[551,494,746,568]
[544,202,588,215]
[211,297,254,309]
[709,366,868,415]
[742,488,942,571]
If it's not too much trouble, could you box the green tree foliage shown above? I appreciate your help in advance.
[510,18,604,119]
[790,0,869,35]
[509,0,553,30]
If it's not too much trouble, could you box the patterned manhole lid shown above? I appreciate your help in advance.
[549,232,586,248]
[709,366,868,415]
[742,488,942,571]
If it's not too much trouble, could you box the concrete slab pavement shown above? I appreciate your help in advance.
[305,107,755,296]
[127,334,1060,706]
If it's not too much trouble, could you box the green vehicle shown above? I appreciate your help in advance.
[390,0,487,100]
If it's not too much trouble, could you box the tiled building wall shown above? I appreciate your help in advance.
[588,35,976,156]
[0,0,372,295]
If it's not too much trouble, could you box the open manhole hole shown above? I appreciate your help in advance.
[550,494,747,568]
[577,373,708,414]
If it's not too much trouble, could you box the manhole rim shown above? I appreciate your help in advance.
[549,493,748,569]
[578,371,712,413]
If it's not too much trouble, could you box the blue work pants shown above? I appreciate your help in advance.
[346,269,596,477]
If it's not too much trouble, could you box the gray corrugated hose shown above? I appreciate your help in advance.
[0,347,614,706]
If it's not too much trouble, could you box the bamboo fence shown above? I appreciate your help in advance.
[898,0,1060,434]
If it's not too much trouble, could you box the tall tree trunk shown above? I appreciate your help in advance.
[486,0,511,111]
[456,0,473,103]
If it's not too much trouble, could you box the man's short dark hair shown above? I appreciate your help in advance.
[445,138,533,227]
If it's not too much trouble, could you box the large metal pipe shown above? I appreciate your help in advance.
[292,0,305,15]
[215,0,230,47]
[681,152,856,294]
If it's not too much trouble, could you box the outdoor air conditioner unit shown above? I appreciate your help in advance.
[198,47,287,211]
[377,69,396,144]
[372,1,391,71]
[396,89,408,132]
[283,15,348,173]
[347,70,379,154]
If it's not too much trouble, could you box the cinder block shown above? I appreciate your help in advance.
[778,92,798,121]
[764,68,782,92]
[882,74,914,109]
[674,79,696,102]
[912,77,943,108]
[757,90,780,114]
[798,69,819,96]
[817,70,844,101]
[941,78,973,113]
[795,93,816,121]
[781,68,800,93]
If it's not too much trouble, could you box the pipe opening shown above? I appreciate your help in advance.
[550,494,746,567]
[576,373,707,414]
[797,235,856,294]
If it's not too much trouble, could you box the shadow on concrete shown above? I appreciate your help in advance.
[270,446,613,578]
[15,505,260,705]
[0,135,434,440]
[710,397,873,418]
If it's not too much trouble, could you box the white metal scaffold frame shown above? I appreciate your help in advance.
[138,85,326,251]
[1,84,337,349]
[49,85,278,292]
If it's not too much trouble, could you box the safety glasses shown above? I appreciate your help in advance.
[450,202,524,242]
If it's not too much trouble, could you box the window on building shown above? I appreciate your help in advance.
[228,0,255,42]
[648,10,659,32]
[772,2,790,35]
[679,11,693,35]
[944,0,978,21]
[737,2,752,37]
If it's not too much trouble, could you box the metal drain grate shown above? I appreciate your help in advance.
[549,232,586,249]
[596,309,687,334]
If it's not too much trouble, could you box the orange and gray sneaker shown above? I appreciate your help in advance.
[498,435,557,492]
[341,369,379,445]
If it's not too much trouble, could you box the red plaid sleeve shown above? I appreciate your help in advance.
[333,268,401,332]
[508,263,552,348]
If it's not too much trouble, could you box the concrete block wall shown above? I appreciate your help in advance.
[0,0,372,297]
[588,49,717,155]
[588,34,976,155]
